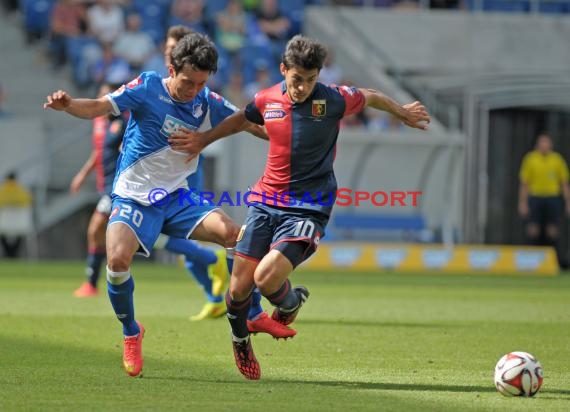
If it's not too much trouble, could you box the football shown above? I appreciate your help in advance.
[494,351,544,397]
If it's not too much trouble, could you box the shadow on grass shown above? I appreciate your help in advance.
[142,375,570,397]
[299,318,447,328]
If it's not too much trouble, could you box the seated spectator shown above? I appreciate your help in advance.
[113,12,156,71]
[0,172,33,258]
[215,0,247,58]
[243,63,273,101]
[255,0,291,42]
[142,41,169,78]
[49,0,88,69]
[87,0,125,45]
[22,0,55,44]
[222,71,248,109]
[318,50,343,86]
[169,0,208,35]
[90,43,131,87]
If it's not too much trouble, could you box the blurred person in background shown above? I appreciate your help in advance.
[519,133,570,268]
[69,83,126,297]
[215,0,247,66]
[86,0,125,45]
[113,12,156,72]
[318,50,342,86]
[0,172,33,258]
[48,0,88,70]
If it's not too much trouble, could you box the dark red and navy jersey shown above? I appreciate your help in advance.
[244,81,365,216]
[92,112,127,195]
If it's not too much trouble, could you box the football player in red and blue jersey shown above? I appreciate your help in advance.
[169,35,431,380]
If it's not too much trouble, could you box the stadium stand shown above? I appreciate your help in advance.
[2,0,570,256]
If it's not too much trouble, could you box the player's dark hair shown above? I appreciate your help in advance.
[171,32,218,74]
[282,35,327,71]
[167,25,193,42]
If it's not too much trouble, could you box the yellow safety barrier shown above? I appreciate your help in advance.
[300,243,559,276]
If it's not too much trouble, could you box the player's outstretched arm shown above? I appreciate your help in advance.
[43,90,113,119]
[169,110,254,158]
[360,88,431,131]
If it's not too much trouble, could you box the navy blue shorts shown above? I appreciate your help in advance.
[528,196,562,226]
[235,203,328,267]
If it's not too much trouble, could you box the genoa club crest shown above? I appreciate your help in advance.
[312,99,326,117]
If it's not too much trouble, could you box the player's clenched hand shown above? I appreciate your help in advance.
[43,90,72,111]
[399,101,431,131]
[168,128,207,162]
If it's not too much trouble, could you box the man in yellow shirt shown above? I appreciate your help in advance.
[0,171,33,258]
[519,133,570,268]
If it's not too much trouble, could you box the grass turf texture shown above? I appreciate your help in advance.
[0,261,569,411]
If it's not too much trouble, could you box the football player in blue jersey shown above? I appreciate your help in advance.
[44,32,292,378]
[160,26,288,334]
[169,35,430,380]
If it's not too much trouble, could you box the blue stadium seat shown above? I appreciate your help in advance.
[333,213,426,231]
[129,0,171,44]
[204,0,230,18]
[240,45,274,84]
[538,2,568,13]
[329,213,428,242]
[482,0,530,12]
[21,0,55,36]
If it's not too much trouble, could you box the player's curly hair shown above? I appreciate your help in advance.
[282,35,327,71]
[171,32,218,74]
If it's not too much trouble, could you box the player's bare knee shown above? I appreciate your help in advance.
[107,251,131,272]
[228,282,250,301]
[253,267,279,295]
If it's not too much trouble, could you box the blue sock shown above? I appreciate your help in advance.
[184,258,222,303]
[165,237,217,266]
[86,248,105,287]
[248,288,263,320]
[106,268,139,336]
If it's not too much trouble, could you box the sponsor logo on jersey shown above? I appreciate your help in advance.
[160,114,197,137]
[192,102,204,118]
[159,94,173,104]
[340,85,356,96]
[265,102,283,109]
[236,225,246,242]
[263,109,286,120]
[224,99,238,112]
[312,99,326,117]
[209,91,222,101]
[127,76,143,89]
[110,206,120,218]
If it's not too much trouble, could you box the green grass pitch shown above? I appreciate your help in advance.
[0,260,569,411]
